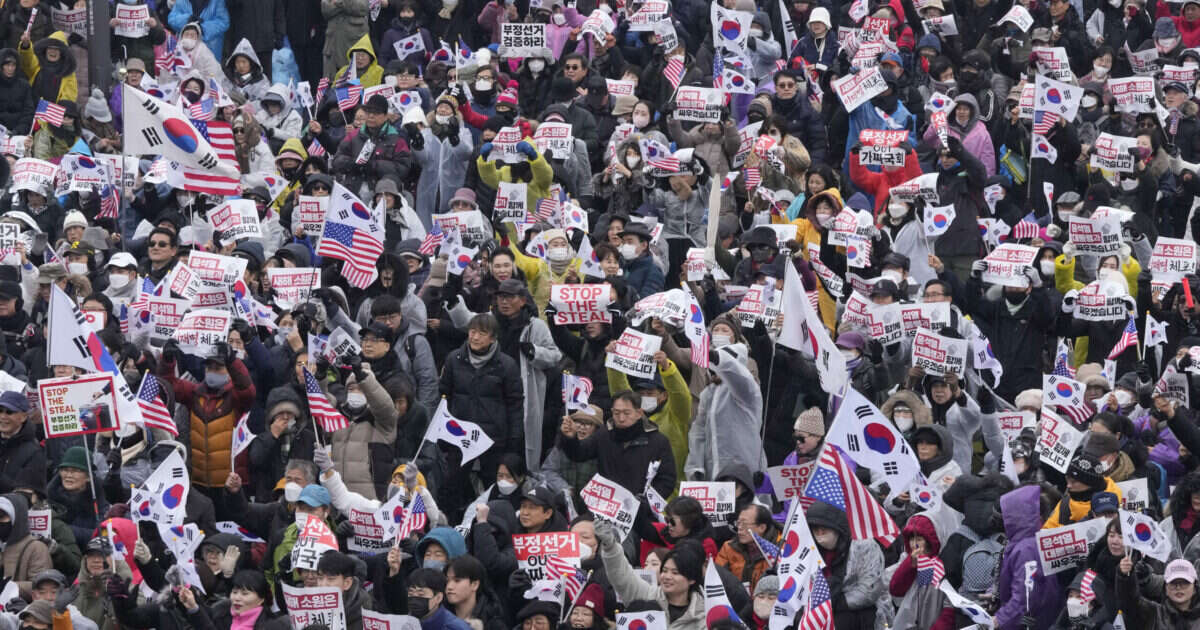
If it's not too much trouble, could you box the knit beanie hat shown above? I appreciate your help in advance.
[1014,389,1043,410]
[497,81,519,108]
[793,407,825,437]
[1067,453,1107,491]
[85,88,112,123]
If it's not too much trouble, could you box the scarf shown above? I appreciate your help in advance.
[1106,451,1135,482]
[468,341,498,368]
[231,606,264,630]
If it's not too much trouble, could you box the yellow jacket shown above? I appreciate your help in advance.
[792,189,843,334]
[335,33,384,89]
[19,31,77,104]
[1042,476,1123,529]
[478,142,555,208]
[505,222,581,316]
[1054,252,1141,366]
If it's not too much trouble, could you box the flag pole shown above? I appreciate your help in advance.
[560,569,593,624]
[81,433,103,525]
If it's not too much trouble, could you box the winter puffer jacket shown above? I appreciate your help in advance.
[806,500,885,630]
[0,48,35,132]
[330,365,399,501]
[997,485,1063,630]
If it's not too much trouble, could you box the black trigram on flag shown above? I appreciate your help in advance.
[141,127,163,148]
[70,335,88,357]
[704,584,724,598]
[139,97,161,116]
[853,404,873,420]
[843,433,861,452]
[883,461,899,476]
[196,154,219,169]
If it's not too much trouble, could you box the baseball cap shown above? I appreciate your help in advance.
[1090,491,1119,515]
[32,569,66,588]
[0,391,30,412]
[521,486,555,509]
[1166,559,1198,583]
[297,484,332,507]
[106,252,138,269]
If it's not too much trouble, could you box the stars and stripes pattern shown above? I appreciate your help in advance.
[315,77,330,105]
[336,84,363,112]
[750,530,780,566]
[1032,110,1060,136]
[744,167,761,190]
[98,184,120,220]
[798,572,832,630]
[136,374,178,437]
[1079,569,1097,603]
[664,56,685,90]
[183,120,239,195]
[306,138,326,157]
[712,54,725,90]
[803,446,899,544]
[303,367,349,433]
[187,98,215,121]
[398,493,427,540]
[1053,342,1076,378]
[418,223,444,255]
[34,99,65,127]
[648,155,681,172]
[546,555,586,602]
[316,221,386,288]
[916,555,945,587]
[155,42,190,75]
[535,197,559,222]
[1108,314,1139,360]
[1011,212,1040,239]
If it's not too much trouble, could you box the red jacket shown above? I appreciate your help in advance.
[849,148,923,217]
[888,515,955,630]
[1158,1,1200,46]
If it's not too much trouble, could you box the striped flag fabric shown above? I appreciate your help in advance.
[648,155,681,172]
[750,530,780,566]
[306,138,326,157]
[155,43,191,76]
[802,445,899,545]
[315,182,385,288]
[98,184,120,220]
[744,166,761,190]
[798,571,833,630]
[1079,569,1097,603]
[1032,110,1060,136]
[916,554,945,587]
[664,56,685,90]
[303,366,349,433]
[1054,340,1076,378]
[398,492,428,540]
[1043,373,1093,425]
[418,223,444,255]
[183,119,239,196]
[315,77,330,105]
[34,99,65,127]
[546,555,585,603]
[336,84,363,112]
[535,197,559,221]
[720,170,739,192]
[1108,314,1139,360]
[136,373,178,437]
[187,98,215,121]
[1012,212,1040,239]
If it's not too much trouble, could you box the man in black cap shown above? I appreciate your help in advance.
[0,391,43,495]
[332,94,413,196]
[618,223,664,298]
[0,281,29,358]
[547,74,599,159]
[517,486,565,533]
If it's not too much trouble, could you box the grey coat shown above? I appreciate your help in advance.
[321,0,370,77]
[927,393,1004,475]
[330,365,399,499]
[392,324,440,412]
[647,182,711,247]
[413,124,475,227]
[684,346,765,481]
[600,538,705,630]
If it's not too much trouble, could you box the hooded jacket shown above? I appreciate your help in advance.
[335,33,384,89]
[160,357,257,487]
[1042,476,1123,529]
[224,39,270,101]
[0,49,33,132]
[806,500,885,630]
[997,485,1064,630]
[923,94,996,177]
[0,494,51,595]
[332,120,413,194]
[890,514,955,630]
[255,83,304,142]
[685,343,766,481]
[18,31,76,104]
[848,145,922,215]
[599,532,705,630]
[167,0,229,59]
[412,108,474,226]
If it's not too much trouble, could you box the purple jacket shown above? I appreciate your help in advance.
[996,485,1063,630]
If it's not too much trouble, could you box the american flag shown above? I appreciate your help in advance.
[418,223,444,255]
[316,221,385,288]
[34,99,64,127]
[336,84,363,112]
[916,554,945,587]
[1011,212,1040,239]
[1032,110,1060,136]
[744,166,762,190]
[154,43,190,75]
[184,120,239,196]
[136,373,178,437]
[648,155,681,172]
[535,196,559,221]
[1108,314,1139,360]
[750,530,780,566]
[303,367,349,433]
[798,572,832,630]
[307,138,326,157]
[546,555,586,603]
[1079,569,1097,603]
[188,98,215,121]
[664,56,685,90]
[315,77,330,105]
[803,446,899,544]
[1053,341,1076,378]
[398,493,428,539]
[98,184,120,220]
[713,54,724,90]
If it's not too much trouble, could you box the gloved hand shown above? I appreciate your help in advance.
[480,142,494,158]
[106,448,123,471]
[161,339,181,363]
[133,538,152,564]
[508,569,533,593]
[1123,295,1137,312]
[447,119,461,146]
[231,319,254,346]
[970,259,987,279]
[520,341,536,360]
[264,126,275,138]
[1137,358,1152,383]
[107,574,130,600]
[1023,265,1040,286]
[347,355,366,381]
[945,135,964,156]
[53,585,77,614]
[867,340,883,364]
[1045,223,1062,239]
[516,141,538,158]
[747,36,757,50]
[1062,242,1076,262]
[977,386,995,414]
[408,128,424,151]
[1062,289,1078,312]
[336,519,355,539]
[313,445,335,473]
[708,349,721,366]
[592,519,619,552]
[219,545,240,578]
[277,551,293,575]
[449,82,464,101]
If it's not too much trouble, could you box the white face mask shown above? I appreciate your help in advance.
[881,270,903,284]
[749,27,763,38]
[1187,61,1200,69]
[619,243,639,260]
[887,204,907,218]
[546,246,570,262]
[1082,94,1099,108]
[815,213,834,227]
[1121,177,1138,191]
[346,392,367,410]
[1066,597,1089,619]
[67,262,88,275]
[108,273,131,289]
[1092,64,1109,78]
[640,396,659,412]
[814,532,838,549]
[180,37,198,50]
[1159,37,1179,51]
[284,482,303,502]
[529,59,546,73]
[1039,259,1056,276]
[1058,208,1074,220]
[552,12,566,24]
[497,479,519,495]
[753,599,774,619]
[632,114,650,128]
[578,542,594,560]
[892,411,914,432]
[840,349,859,360]
[712,333,732,348]
[1114,388,1133,407]
[435,114,451,125]
[475,79,493,91]
[626,155,641,168]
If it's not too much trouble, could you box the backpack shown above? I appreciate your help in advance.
[961,532,1006,595]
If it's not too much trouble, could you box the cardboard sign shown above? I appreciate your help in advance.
[1108,77,1155,114]
[363,610,421,630]
[51,7,87,35]
[828,208,876,247]
[1035,412,1085,473]
[998,410,1036,443]
[533,122,574,160]
[832,67,886,112]
[627,0,669,29]
[38,374,121,438]
[580,474,638,540]
[11,158,57,193]
[172,309,232,356]
[674,87,724,123]
[113,3,149,37]
[766,462,817,500]
[982,243,1038,288]
[606,79,636,97]
[1127,45,1159,75]
[320,327,362,364]
[888,173,939,203]
[629,290,689,327]
[27,508,50,539]
[912,327,967,377]
[209,199,262,245]
[137,296,189,343]
[1148,237,1197,277]
[1075,280,1128,322]
[490,126,525,163]
[922,14,957,35]
[865,302,904,344]
[500,23,547,57]
[735,283,782,328]
[345,508,388,554]
[1031,46,1072,81]
[1090,133,1137,172]
[1117,478,1150,513]
[678,482,736,517]
[266,267,320,310]
[550,284,612,325]
[999,4,1034,30]
[1068,214,1122,255]
[281,585,346,630]
[605,328,662,378]
[431,211,490,244]
[652,19,679,51]
[899,302,950,338]
[1036,518,1106,575]
[493,181,528,224]
[514,532,580,580]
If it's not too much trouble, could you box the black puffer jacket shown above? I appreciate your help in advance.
[0,420,44,496]
[0,48,33,132]
[438,341,524,446]
[558,418,677,499]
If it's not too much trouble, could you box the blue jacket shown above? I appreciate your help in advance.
[421,606,473,630]
[624,253,664,300]
[168,0,230,60]
[843,100,917,173]
[791,34,838,68]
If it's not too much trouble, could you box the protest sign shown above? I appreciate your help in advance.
[297,195,328,237]
[736,283,782,328]
[50,6,87,35]
[1036,518,1107,575]
[911,328,967,377]
[858,129,908,166]
[629,290,690,327]
[292,513,340,571]
[999,4,1034,30]
[832,67,886,111]
[431,211,490,244]
[652,19,679,50]
[998,410,1036,443]
[138,296,189,343]
[1036,412,1086,473]
[550,284,612,325]
[1031,47,1072,81]
[321,327,362,364]
[1068,214,1122,255]
[0,224,20,266]
[828,207,876,247]
[679,482,737,518]
[38,374,121,437]
[865,302,904,344]
[346,508,388,554]
[266,268,320,310]
[513,532,581,580]
[606,79,636,97]
[494,181,528,223]
[113,4,149,37]
[580,9,614,40]
[580,475,638,540]
[27,509,50,539]
[533,122,574,159]
[1148,237,1197,277]
[605,329,662,378]
[1107,77,1155,113]
[208,199,262,245]
[1090,133,1137,172]
[1117,478,1151,513]
[922,14,957,34]
[1018,82,1035,119]
[490,126,525,163]
[899,302,950,338]
[172,309,233,356]
[1075,280,1129,322]
[627,0,669,29]
[11,158,57,193]
[982,243,1038,288]
[766,462,817,501]
[363,611,421,630]
[499,23,547,57]
[1163,64,1198,88]
[685,248,708,281]
[888,173,939,203]
[1127,45,1159,75]
[281,585,346,630]
[674,87,724,123]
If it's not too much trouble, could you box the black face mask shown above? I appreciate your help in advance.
[1003,291,1026,305]
[408,596,431,618]
[0,522,14,541]
[184,91,203,104]
[751,248,771,263]
[281,166,300,181]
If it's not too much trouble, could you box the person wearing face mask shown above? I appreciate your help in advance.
[683,340,765,482]
[320,357,399,501]
[842,68,916,173]
[792,7,839,68]
[17,31,76,105]
[594,139,653,217]
[805,500,885,630]
[542,405,604,508]
[242,387,316,501]
[610,222,664,298]
[605,347,691,484]
[1043,453,1124,530]
[158,340,257,492]
[1058,246,1141,366]
[407,95,474,227]
[889,514,956,630]
[559,390,677,501]
[380,0,435,67]
[254,84,304,154]
[1050,569,1115,630]
[732,227,780,286]
[848,141,922,215]
[518,52,556,115]
[835,332,890,406]
[791,188,844,332]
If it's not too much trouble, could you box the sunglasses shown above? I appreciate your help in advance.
[232,128,246,134]
[310,185,330,192]
[149,240,172,248]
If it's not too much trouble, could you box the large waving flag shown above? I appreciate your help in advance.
[779,257,847,394]
[422,399,495,464]
[316,182,385,288]
[122,84,239,179]
[826,388,920,493]
[129,449,189,526]
[683,287,709,369]
[704,560,742,626]
[802,445,899,545]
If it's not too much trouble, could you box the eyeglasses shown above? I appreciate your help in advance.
[776,82,797,89]
[923,292,946,299]
[149,240,172,248]
[232,128,246,135]
[565,64,583,70]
